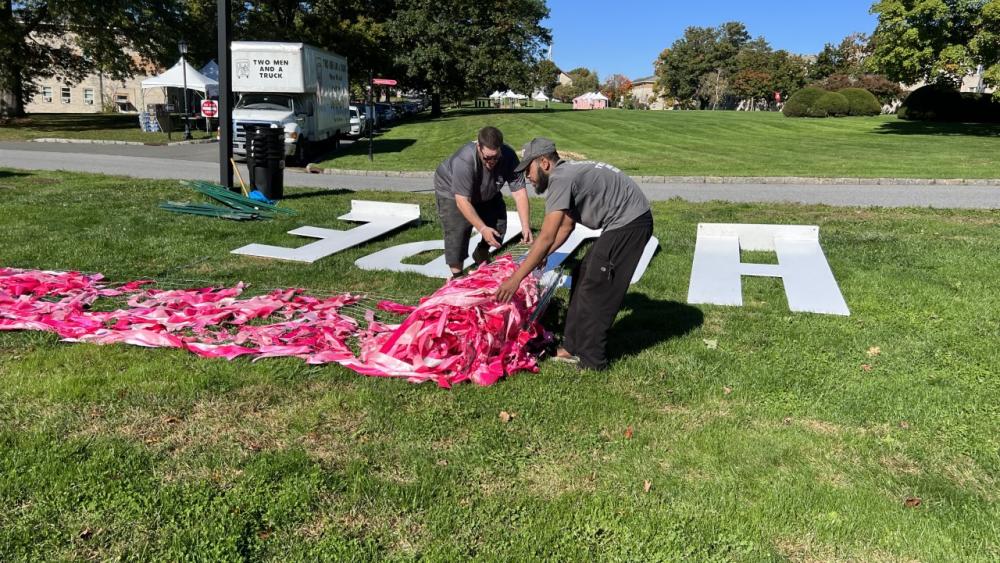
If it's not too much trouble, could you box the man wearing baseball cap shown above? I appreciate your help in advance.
[496,137,653,370]
[433,126,533,278]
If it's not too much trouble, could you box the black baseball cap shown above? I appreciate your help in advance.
[513,137,557,174]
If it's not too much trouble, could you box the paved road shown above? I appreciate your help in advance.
[2,141,999,209]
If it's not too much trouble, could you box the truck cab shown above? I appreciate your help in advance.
[233,93,310,161]
[230,42,349,165]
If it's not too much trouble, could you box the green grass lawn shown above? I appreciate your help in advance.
[1,168,998,561]
[0,113,214,144]
[322,106,1000,179]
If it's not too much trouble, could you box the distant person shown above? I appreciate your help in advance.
[496,138,653,371]
[434,126,533,278]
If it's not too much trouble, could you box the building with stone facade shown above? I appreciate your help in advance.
[629,76,667,110]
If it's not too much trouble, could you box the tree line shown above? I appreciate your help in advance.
[2,1,997,117]
[0,0,553,117]
[651,1,999,110]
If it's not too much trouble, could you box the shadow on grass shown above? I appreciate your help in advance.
[873,120,1000,137]
[608,294,704,361]
[0,170,30,179]
[326,138,417,160]
[10,114,140,132]
[281,188,352,201]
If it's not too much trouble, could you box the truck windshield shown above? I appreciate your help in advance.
[237,94,295,111]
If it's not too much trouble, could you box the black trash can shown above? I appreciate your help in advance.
[245,125,285,200]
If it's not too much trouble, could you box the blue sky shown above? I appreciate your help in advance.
[543,0,879,80]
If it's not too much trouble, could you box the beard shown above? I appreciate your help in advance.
[533,168,550,194]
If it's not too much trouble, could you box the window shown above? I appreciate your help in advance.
[42,87,53,103]
[83,88,94,105]
[116,94,129,104]
[61,87,71,104]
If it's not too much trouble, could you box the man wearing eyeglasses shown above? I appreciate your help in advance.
[434,126,533,278]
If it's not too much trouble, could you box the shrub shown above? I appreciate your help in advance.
[898,84,964,121]
[838,88,882,116]
[782,87,827,117]
[813,74,903,104]
[961,92,1000,123]
[813,92,850,117]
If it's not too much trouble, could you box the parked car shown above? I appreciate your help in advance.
[348,105,367,138]
[354,103,379,130]
[375,103,396,124]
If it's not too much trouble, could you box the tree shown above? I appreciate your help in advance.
[810,33,868,81]
[531,59,560,97]
[770,50,810,101]
[869,0,1000,97]
[811,73,903,104]
[0,0,184,117]
[553,67,599,101]
[653,21,751,108]
[600,74,631,107]
[388,0,550,115]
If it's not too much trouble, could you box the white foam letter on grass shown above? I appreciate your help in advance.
[546,225,659,287]
[356,218,659,284]
[355,213,524,278]
[687,223,849,316]
[232,200,420,263]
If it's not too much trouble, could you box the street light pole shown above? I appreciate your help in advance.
[179,40,191,140]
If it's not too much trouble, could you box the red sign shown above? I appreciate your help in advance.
[200,99,218,118]
[373,78,398,86]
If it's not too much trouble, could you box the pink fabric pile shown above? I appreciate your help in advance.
[0,257,548,387]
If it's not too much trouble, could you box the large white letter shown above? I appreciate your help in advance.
[231,200,420,263]
[686,223,849,316]
[355,213,524,278]
[544,226,659,287]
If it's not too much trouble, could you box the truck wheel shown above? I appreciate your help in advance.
[332,134,340,152]
[292,140,310,166]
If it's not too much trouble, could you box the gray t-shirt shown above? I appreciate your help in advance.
[543,160,650,231]
[433,142,526,202]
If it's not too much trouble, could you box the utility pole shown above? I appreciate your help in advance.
[368,68,374,162]
[217,0,233,188]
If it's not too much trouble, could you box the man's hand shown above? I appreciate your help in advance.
[521,228,534,245]
[496,276,520,303]
[480,226,501,248]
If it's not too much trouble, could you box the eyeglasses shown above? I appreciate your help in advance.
[479,147,501,163]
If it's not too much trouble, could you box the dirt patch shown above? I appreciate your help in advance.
[71,382,365,470]
[943,455,997,501]
[561,150,589,160]
[521,452,597,498]
[879,453,922,476]
[773,535,921,563]
[800,419,849,436]
[774,535,838,563]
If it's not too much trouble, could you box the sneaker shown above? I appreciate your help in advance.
[472,244,491,265]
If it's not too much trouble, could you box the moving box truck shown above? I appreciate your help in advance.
[231,42,349,164]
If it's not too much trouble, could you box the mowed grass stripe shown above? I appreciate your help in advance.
[320,107,1000,178]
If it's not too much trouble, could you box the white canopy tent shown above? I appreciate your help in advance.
[532,90,550,101]
[140,58,219,109]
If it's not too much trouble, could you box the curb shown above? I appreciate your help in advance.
[32,137,218,147]
[308,167,1000,186]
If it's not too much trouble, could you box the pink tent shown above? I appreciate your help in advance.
[572,92,609,110]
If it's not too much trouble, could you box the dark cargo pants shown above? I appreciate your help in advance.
[562,210,654,370]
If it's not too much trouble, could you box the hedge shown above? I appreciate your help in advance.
[838,88,882,116]
[813,92,850,117]
[898,84,1000,123]
[782,87,827,118]
[783,87,880,118]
